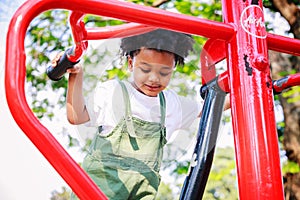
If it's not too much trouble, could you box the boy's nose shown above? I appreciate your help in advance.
[148,72,160,82]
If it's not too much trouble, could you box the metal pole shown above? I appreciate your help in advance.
[179,78,227,200]
[222,0,284,199]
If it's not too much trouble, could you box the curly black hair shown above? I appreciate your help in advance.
[120,29,194,66]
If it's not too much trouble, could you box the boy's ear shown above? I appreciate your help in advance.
[128,56,133,72]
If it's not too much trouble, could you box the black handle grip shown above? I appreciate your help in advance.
[46,51,79,81]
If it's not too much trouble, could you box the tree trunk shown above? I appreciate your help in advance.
[268,0,300,199]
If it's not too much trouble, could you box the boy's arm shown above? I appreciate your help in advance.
[223,94,231,110]
[51,52,90,124]
[66,65,90,125]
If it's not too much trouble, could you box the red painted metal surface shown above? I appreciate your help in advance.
[200,39,226,85]
[68,12,158,62]
[5,0,300,199]
[222,1,284,199]
[273,73,300,94]
[68,12,88,62]
[217,72,230,93]
[86,23,157,40]
[200,39,229,93]
[268,33,300,56]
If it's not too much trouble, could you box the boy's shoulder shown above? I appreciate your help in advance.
[161,88,181,103]
[103,78,119,86]
[162,88,177,96]
[95,78,120,89]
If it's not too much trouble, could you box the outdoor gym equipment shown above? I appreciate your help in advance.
[5,0,300,199]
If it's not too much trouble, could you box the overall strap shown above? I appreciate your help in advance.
[158,92,166,128]
[118,80,132,118]
[118,80,136,137]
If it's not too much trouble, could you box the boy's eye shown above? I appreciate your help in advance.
[160,72,172,77]
[140,68,151,73]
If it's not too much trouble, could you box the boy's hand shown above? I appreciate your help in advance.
[51,51,65,67]
[51,52,82,74]
[66,64,82,74]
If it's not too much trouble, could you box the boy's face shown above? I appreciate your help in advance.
[128,48,175,97]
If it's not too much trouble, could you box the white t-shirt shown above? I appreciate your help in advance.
[85,79,203,140]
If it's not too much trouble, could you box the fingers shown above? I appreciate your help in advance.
[66,64,82,74]
[51,51,65,67]
[51,51,82,74]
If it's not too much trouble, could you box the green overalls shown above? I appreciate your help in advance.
[77,81,167,200]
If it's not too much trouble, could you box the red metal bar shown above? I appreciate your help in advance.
[42,0,236,40]
[200,39,226,85]
[68,11,88,62]
[222,1,284,199]
[267,33,300,57]
[200,38,229,93]
[86,23,157,40]
[273,73,300,94]
[69,14,158,61]
[5,6,107,200]
[217,71,230,93]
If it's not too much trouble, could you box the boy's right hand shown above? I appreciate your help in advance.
[66,62,83,74]
[51,51,65,68]
[51,52,82,75]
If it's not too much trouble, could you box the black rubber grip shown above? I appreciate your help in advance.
[46,51,79,81]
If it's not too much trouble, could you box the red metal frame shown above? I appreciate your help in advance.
[5,0,300,199]
[67,11,158,62]
[273,73,300,94]
[224,2,283,199]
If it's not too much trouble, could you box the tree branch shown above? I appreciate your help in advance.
[270,0,300,38]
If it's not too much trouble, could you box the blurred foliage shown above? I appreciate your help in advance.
[282,86,300,104]
[163,147,238,199]
[282,160,300,174]
[203,147,237,200]
[50,186,70,200]
[25,10,71,119]
[263,0,300,8]
[174,0,222,21]
[156,182,175,200]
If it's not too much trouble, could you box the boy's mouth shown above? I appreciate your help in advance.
[145,84,161,91]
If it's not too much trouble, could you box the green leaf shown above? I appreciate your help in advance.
[282,160,300,174]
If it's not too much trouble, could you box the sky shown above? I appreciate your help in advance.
[0,0,289,199]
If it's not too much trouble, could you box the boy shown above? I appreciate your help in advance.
[53,29,203,199]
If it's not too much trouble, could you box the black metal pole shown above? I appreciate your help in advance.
[179,77,227,200]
